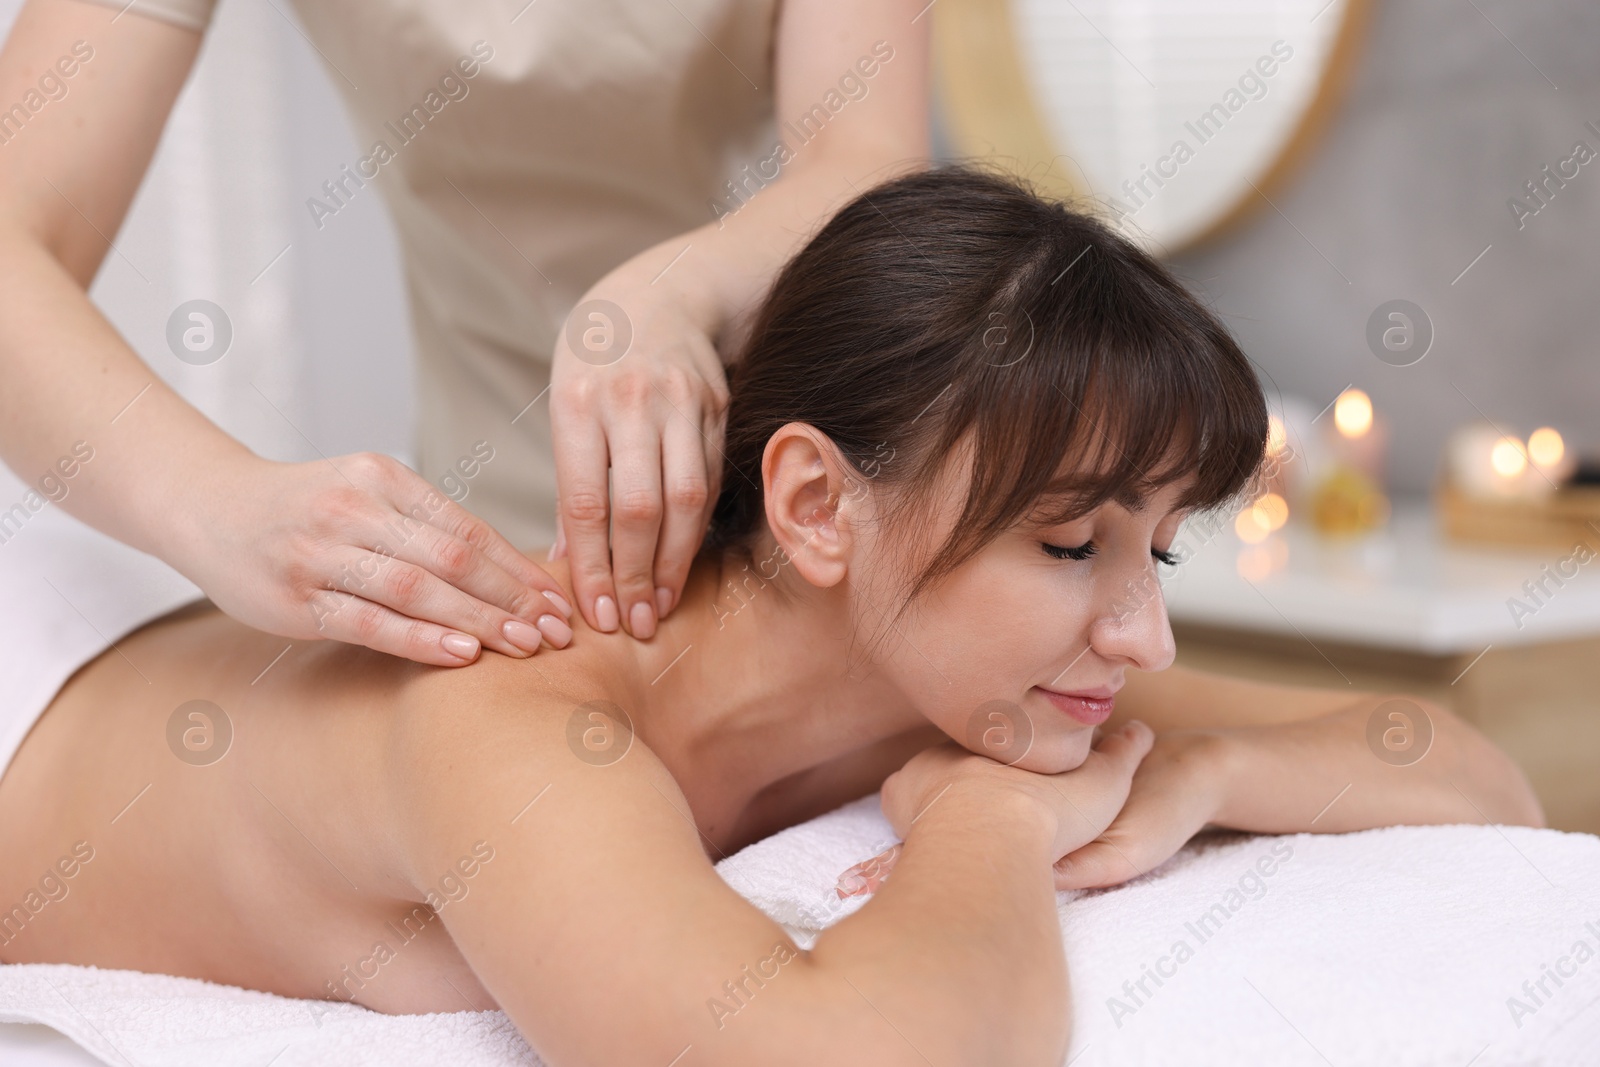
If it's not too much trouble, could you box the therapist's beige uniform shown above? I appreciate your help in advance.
[90,0,779,547]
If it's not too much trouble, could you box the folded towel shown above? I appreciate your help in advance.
[3,794,1597,1066]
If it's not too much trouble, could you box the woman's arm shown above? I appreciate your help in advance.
[1206,691,1545,832]
[0,0,573,665]
[1112,663,1541,827]
[549,0,931,640]
[1109,660,1374,731]
[1050,666,1545,888]
[385,693,1152,1066]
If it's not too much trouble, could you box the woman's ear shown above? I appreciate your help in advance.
[761,423,860,589]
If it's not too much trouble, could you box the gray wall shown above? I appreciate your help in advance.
[1168,0,1600,495]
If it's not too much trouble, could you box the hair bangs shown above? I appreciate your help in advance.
[891,226,1268,606]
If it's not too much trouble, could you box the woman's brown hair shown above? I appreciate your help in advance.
[706,165,1268,614]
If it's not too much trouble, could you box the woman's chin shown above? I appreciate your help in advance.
[1009,729,1096,775]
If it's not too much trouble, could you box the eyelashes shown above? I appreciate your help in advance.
[1042,541,1182,567]
[1042,540,1097,562]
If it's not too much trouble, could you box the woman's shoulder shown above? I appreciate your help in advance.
[386,619,647,784]
[377,624,703,891]
[398,628,621,711]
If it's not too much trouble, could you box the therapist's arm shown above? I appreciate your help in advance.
[0,0,573,666]
[550,0,930,639]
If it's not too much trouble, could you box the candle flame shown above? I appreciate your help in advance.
[1528,427,1564,468]
[1490,436,1527,478]
[1333,389,1372,438]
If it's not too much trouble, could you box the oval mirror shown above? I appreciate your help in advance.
[933,0,1371,253]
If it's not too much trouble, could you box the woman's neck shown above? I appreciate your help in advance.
[544,546,929,804]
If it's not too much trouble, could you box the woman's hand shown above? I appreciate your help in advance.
[838,721,1156,897]
[548,276,729,641]
[1050,729,1230,890]
[168,451,575,666]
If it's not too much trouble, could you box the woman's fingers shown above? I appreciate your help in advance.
[1059,720,1154,792]
[1093,718,1156,762]
[850,725,1158,901]
[836,843,902,898]
[1052,830,1154,891]
[550,398,622,633]
[1055,732,1223,891]
[604,410,666,639]
[1039,720,1154,852]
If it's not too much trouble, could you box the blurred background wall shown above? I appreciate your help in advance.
[1168,0,1600,495]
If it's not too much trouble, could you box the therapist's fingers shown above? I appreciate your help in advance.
[307,587,491,667]
[386,467,575,619]
[652,405,716,619]
[361,517,574,651]
[546,513,567,562]
[318,548,566,660]
[550,400,622,633]
[605,413,665,639]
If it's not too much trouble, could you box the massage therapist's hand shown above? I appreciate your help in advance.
[1050,729,1230,891]
[170,452,575,666]
[549,276,728,640]
[839,721,1156,897]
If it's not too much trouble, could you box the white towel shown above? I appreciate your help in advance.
[3,794,1597,1066]
[0,462,203,777]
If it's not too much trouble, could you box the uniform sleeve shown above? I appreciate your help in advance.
[71,0,216,32]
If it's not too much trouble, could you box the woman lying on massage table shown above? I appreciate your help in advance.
[0,168,1543,1067]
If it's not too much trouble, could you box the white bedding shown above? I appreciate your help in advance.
[0,463,202,778]
[3,794,1598,1066]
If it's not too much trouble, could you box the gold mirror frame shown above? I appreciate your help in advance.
[933,0,1373,254]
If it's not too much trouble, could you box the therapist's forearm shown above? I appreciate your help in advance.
[606,0,932,344]
[596,138,928,351]
[688,137,928,335]
[0,226,250,556]
[1211,695,1546,834]
[0,0,228,555]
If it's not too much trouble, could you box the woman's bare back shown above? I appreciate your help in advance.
[0,597,507,1011]
[0,558,938,1015]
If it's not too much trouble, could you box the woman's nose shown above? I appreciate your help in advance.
[1088,569,1177,673]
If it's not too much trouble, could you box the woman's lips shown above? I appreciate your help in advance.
[1035,686,1116,725]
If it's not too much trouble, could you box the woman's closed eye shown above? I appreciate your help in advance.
[1041,541,1181,567]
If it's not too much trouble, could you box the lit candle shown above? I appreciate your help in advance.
[1527,426,1576,490]
[1445,422,1565,499]
[1447,422,1512,498]
[1325,388,1388,483]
